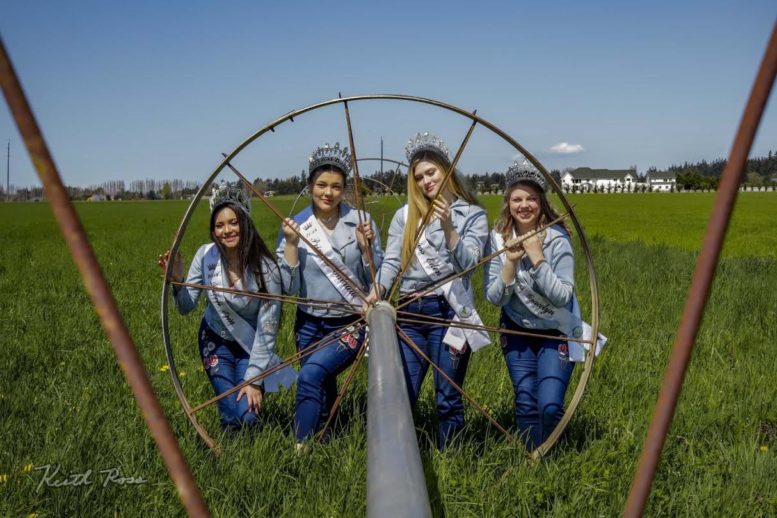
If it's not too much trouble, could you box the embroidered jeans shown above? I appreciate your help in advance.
[294,309,364,442]
[198,319,260,430]
[399,295,471,450]
[500,312,574,450]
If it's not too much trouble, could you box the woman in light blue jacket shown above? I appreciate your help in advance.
[484,161,575,450]
[368,132,489,450]
[159,183,297,429]
[278,142,383,447]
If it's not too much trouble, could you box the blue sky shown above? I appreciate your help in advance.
[1,1,775,188]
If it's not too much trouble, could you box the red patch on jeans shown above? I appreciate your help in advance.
[204,354,219,370]
[340,327,360,349]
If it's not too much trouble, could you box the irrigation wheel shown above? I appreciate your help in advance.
[160,94,601,458]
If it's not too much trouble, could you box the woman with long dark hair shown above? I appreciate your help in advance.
[159,182,297,429]
[278,142,383,448]
[368,132,490,450]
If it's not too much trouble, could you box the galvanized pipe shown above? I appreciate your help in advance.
[366,302,432,518]
[0,36,210,517]
[624,20,777,518]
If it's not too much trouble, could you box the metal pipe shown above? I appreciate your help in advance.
[366,302,431,518]
[624,20,777,517]
[0,36,210,517]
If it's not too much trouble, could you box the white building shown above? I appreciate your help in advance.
[645,171,677,191]
[561,167,638,192]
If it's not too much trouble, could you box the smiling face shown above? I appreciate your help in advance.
[413,160,446,200]
[310,170,345,214]
[508,183,541,232]
[212,206,241,250]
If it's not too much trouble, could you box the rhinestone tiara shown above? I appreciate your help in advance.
[308,142,351,175]
[405,132,450,164]
[505,159,547,191]
[209,181,252,214]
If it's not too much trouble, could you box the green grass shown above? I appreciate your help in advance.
[1,193,776,516]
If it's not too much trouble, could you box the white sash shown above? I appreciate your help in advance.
[492,231,607,362]
[407,206,491,352]
[298,212,366,306]
[203,244,296,391]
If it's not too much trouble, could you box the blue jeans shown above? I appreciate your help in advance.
[198,319,260,430]
[399,295,471,450]
[500,312,574,450]
[294,309,364,442]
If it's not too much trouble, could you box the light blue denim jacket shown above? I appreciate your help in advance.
[173,244,299,382]
[483,224,575,330]
[378,199,488,295]
[276,203,383,317]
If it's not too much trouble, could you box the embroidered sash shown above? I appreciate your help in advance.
[492,231,607,362]
[203,244,296,391]
[298,211,366,306]
[406,206,491,352]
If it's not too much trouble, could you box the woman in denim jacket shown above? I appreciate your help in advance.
[484,161,575,450]
[367,132,488,450]
[159,183,297,430]
[278,143,383,448]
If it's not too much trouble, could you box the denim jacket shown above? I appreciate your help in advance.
[173,244,298,382]
[377,198,488,295]
[276,203,383,317]
[483,224,575,330]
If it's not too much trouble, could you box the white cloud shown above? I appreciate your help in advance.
[549,142,585,155]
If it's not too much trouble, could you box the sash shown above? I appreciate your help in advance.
[407,206,491,352]
[203,244,296,391]
[492,231,607,362]
[298,212,366,306]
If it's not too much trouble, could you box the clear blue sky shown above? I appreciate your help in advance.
[1,1,775,188]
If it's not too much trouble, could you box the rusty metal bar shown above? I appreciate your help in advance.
[396,326,513,441]
[0,37,210,517]
[623,20,777,518]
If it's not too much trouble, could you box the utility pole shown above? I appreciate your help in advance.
[6,139,9,202]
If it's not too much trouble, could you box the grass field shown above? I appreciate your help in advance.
[1,192,776,516]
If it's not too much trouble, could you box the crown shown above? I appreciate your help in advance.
[209,181,252,214]
[405,132,450,164]
[505,159,547,191]
[308,142,351,175]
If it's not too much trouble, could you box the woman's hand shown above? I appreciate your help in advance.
[520,232,545,267]
[158,250,184,282]
[237,384,263,413]
[355,221,375,252]
[505,243,525,264]
[282,218,301,246]
[432,198,453,230]
[363,284,385,310]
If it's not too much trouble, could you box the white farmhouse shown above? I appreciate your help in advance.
[561,167,638,192]
[645,171,677,191]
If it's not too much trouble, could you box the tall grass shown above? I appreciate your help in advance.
[1,193,775,516]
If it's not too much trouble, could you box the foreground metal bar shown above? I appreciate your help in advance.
[0,37,210,517]
[624,20,777,518]
[367,302,431,518]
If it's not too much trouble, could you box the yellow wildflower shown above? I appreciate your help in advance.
[760,445,769,452]
[0,474,8,483]
[23,463,33,474]
[159,365,170,373]
[180,371,187,377]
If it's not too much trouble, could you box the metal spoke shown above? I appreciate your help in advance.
[169,280,362,315]
[386,115,479,302]
[221,154,369,304]
[190,320,365,414]
[316,337,370,442]
[395,326,513,442]
[395,311,593,345]
[341,95,379,291]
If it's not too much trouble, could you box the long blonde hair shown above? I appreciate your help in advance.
[400,151,479,268]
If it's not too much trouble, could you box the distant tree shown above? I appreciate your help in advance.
[161,182,172,200]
